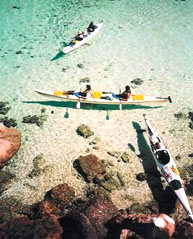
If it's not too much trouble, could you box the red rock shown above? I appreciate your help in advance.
[153,214,175,238]
[0,205,63,239]
[115,213,175,239]
[174,220,193,239]
[76,154,106,182]
[45,183,75,210]
[0,124,21,168]
[32,200,60,219]
[61,192,118,239]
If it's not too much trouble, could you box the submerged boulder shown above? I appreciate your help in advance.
[131,78,144,85]
[0,102,11,115]
[0,116,17,128]
[76,124,94,138]
[0,171,15,195]
[28,154,53,178]
[75,154,106,182]
[22,113,47,127]
[45,183,76,210]
[173,220,193,239]
[114,213,175,239]
[61,192,118,239]
[0,124,21,168]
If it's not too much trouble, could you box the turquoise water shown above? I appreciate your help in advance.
[1,0,193,207]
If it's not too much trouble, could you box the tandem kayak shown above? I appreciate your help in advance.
[62,22,103,54]
[143,114,193,221]
[35,89,172,109]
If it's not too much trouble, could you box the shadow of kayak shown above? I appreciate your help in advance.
[51,50,66,61]
[23,100,162,111]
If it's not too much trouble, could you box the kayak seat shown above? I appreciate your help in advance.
[132,94,144,101]
[91,91,102,99]
[54,91,63,96]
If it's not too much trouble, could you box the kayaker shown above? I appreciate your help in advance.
[87,21,95,32]
[118,85,131,100]
[75,30,85,41]
[79,85,93,97]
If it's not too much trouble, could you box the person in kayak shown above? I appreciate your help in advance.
[74,30,85,41]
[79,85,93,97]
[87,21,96,33]
[118,85,131,100]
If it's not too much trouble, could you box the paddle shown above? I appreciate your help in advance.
[106,110,110,120]
[119,87,122,110]
[128,143,143,163]
[64,108,69,118]
[76,100,80,109]
[156,96,172,103]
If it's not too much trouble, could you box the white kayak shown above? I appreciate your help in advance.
[34,89,172,109]
[62,22,103,54]
[144,114,193,221]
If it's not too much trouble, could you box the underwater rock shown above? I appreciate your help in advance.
[100,176,121,192]
[128,202,151,214]
[76,124,94,138]
[77,63,84,68]
[0,124,21,168]
[75,154,106,182]
[0,171,15,195]
[136,172,146,182]
[45,183,75,210]
[31,200,60,219]
[61,192,118,239]
[185,164,193,178]
[22,114,46,127]
[0,213,63,239]
[79,77,90,83]
[107,150,121,158]
[174,112,187,120]
[28,154,53,178]
[188,112,193,121]
[173,220,193,239]
[115,212,175,239]
[0,116,17,127]
[89,136,101,145]
[13,6,20,9]
[15,50,23,54]
[75,154,123,192]
[189,122,193,130]
[121,152,130,163]
[131,78,144,85]
[0,101,11,115]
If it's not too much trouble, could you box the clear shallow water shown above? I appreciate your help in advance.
[1,0,193,207]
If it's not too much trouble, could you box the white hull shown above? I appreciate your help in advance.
[62,22,103,54]
[144,114,193,221]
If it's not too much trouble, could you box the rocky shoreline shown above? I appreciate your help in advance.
[0,123,193,238]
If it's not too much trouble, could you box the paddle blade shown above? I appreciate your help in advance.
[106,111,110,120]
[76,101,80,109]
[128,143,136,153]
[64,109,69,118]
[168,96,172,103]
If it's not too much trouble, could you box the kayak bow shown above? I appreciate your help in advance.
[143,114,193,221]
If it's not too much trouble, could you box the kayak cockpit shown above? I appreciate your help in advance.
[170,179,182,190]
[156,150,170,164]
